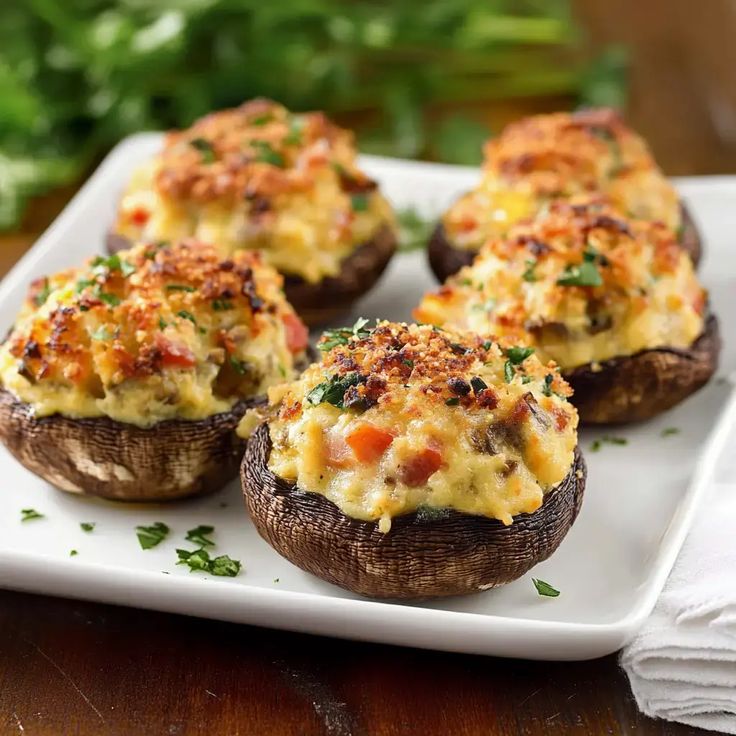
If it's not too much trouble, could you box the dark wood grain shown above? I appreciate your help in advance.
[0,590,714,736]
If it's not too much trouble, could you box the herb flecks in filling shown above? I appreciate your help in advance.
[267,322,578,531]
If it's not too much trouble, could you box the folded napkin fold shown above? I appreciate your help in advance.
[622,476,736,734]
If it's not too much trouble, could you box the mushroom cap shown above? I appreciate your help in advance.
[107,223,397,327]
[282,223,397,326]
[564,314,720,424]
[0,387,257,501]
[427,202,702,283]
[241,423,586,599]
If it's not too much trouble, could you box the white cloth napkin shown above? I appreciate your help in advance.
[621,473,736,734]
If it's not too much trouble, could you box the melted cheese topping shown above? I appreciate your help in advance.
[416,199,706,369]
[0,241,308,426]
[443,108,681,251]
[111,99,394,283]
[265,322,578,531]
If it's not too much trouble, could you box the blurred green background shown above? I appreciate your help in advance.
[0,0,626,230]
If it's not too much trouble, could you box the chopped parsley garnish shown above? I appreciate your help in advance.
[590,435,628,452]
[505,346,535,364]
[350,193,369,212]
[470,376,487,393]
[70,549,78,557]
[212,299,234,311]
[532,578,560,597]
[34,278,51,306]
[402,358,414,369]
[158,317,168,330]
[229,355,248,376]
[284,115,307,146]
[136,522,170,550]
[557,260,602,287]
[90,326,112,341]
[91,254,135,277]
[176,548,241,577]
[522,259,538,282]
[252,140,285,167]
[542,374,554,397]
[177,310,197,326]
[185,525,215,548]
[445,397,460,406]
[250,114,273,126]
[306,372,364,409]
[319,317,372,351]
[97,291,121,306]
[166,284,196,292]
[661,427,680,438]
[80,522,95,532]
[75,278,96,293]
[482,340,493,351]
[190,137,216,163]
[503,361,515,383]
[21,508,44,522]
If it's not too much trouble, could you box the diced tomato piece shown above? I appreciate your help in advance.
[345,424,394,463]
[324,433,353,469]
[397,447,443,487]
[458,217,478,233]
[129,206,150,227]
[155,334,196,368]
[282,312,309,354]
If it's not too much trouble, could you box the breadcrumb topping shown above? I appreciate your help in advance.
[266,321,578,528]
[418,199,706,369]
[443,107,681,251]
[0,241,308,425]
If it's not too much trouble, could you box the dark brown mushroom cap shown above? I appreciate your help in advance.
[564,314,720,425]
[282,223,397,326]
[0,387,257,501]
[241,423,586,599]
[427,202,703,283]
[108,224,397,327]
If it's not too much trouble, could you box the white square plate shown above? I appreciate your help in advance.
[0,135,734,660]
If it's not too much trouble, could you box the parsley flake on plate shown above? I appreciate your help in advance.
[532,578,560,597]
[176,548,241,577]
[136,522,170,550]
[80,522,95,532]
[21,508,44,522]
[185,525,215,547]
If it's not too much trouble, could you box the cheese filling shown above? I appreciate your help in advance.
[112,99,395,283]
[443,108,681,252]
[0,241,308,426]
[417,199,706,370]
[264,322,578,531]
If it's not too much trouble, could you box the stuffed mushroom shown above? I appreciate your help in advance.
[417,199,719,424]
[0,240,309,501]
[108,99,397,325]
[430,108,701,282]
[241,321,585,599]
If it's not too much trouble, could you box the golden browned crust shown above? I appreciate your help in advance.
[429,201,703,283]
[107,225,397,328]
[282,223,397,326]
[565,314,720,424]
[0,387,256,501]
[242,423,586,599]
[153,99,372,203]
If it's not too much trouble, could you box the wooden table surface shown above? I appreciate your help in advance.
[0,201,709,736]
